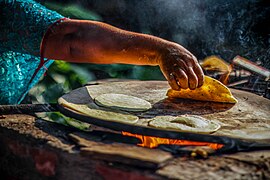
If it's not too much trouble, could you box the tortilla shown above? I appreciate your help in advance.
[94,93,152,112]
[148,115,220,134]
[58,97,139,124]
[219,129,270,140]
[201,56,232,72]
[167,76,238,103]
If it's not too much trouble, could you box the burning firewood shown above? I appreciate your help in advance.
[201,55,270,99]
[190,146,215,158]
[232,56,270,81]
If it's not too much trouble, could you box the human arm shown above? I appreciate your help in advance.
[44,19,204,90]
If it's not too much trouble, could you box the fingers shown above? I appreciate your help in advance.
[188,55,204,88]
[181,54,204,89]
[168,73,181,90]
[186,67,198,90]
[193,63,204,87]
[161,48,204,90]
[168,67,198,90]
[173,58,203,90]
[173,68,189,89]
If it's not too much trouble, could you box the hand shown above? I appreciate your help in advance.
[159,43,204,90]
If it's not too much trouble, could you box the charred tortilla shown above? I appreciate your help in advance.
[167,76,237,103]
[58,97,139,124]
[94,93,152,112]
[148,115,220,134]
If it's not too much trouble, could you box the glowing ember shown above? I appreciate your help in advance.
[220,69,231,85]
[122,132,224,150]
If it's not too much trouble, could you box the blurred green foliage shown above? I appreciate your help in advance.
[37,111,91,131]
[43,1,102,20]
[27,61,95,103]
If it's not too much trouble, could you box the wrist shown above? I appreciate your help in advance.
[156,41,177,64]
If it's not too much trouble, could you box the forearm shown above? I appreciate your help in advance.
[44,19,204,90]
[44,19,173,65]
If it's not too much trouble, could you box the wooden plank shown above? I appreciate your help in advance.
[157,151,270,179]
[1,114,270,179]
[69,133,173,169]
[0,114,164,179]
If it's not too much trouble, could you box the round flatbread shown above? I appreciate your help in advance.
[148,115,220,134]
[219,129,270,140]
[58,98,139,124]
[94,93,152,112]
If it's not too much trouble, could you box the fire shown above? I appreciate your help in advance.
[122,132,224,150]
[219,69,231,85]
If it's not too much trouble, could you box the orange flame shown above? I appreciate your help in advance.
[219,70,231,85]
[122,132,224,150]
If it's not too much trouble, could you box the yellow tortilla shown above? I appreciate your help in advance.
[58,98,139,124]
[201,56,232,72]
[94,93,152,112]
[167,76,237,103]
[148,115,220,134]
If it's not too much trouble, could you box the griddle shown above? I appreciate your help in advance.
[56,80,270,153]
[1,80,269,153]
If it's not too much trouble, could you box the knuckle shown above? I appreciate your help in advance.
[178,60,188,70]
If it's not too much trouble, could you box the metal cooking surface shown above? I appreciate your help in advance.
[58,81,270,144]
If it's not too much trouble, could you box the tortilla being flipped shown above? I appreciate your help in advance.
[94,93,152,112]
[58,97,139,124]
[148,115,220,134]
[167,76,237,103]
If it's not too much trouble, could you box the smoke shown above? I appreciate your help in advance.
[130,0,270,67]
[46,0,270,67]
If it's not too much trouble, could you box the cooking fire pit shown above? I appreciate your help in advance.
[0,80,270,179]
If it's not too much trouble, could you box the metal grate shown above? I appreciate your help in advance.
[228,74,270,99]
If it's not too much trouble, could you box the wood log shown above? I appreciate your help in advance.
[0,114,269,179]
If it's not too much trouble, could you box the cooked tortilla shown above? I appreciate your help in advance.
[94,93,152,112]
[219,129,270,140]
[167,76,237,103]
[58,98,139,124]
[148,115,220,134]
[201,56,232,72]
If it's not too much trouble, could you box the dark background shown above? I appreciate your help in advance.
[24,0,270,104]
